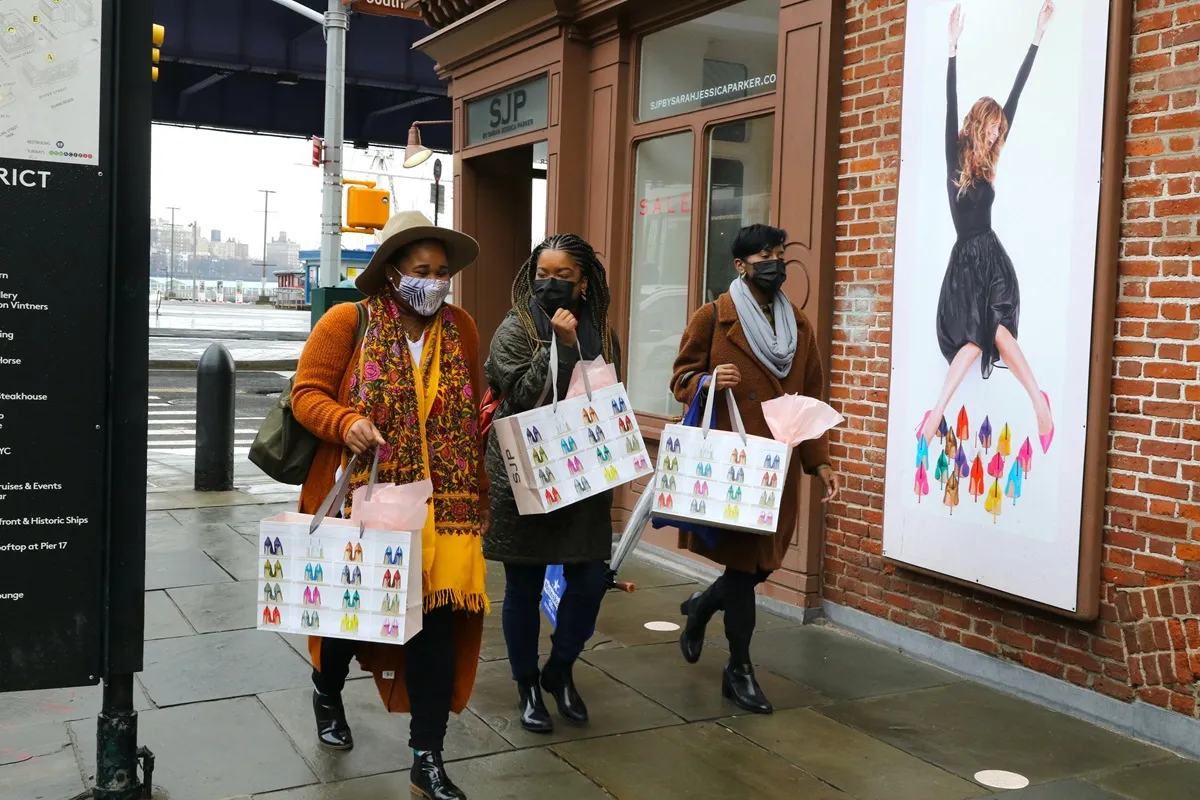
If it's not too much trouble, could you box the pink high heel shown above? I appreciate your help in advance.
[1039,391,1055,454]
[915,410,931,441]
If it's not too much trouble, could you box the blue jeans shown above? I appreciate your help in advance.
[502,561,608,682]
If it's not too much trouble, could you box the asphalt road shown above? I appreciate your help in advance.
[146,370,290,456]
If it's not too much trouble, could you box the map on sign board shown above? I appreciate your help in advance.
[0,0,101,165]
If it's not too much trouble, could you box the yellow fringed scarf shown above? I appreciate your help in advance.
[347,295,488,615]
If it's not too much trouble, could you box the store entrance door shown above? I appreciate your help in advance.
[457,142,547,350]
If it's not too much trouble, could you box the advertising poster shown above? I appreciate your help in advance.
[882,0,1111,611]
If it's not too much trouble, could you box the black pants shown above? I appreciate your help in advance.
[312,604,457,751]
[502,561,608,682]
[708,568,771,664]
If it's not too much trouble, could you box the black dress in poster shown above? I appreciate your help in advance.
[883,0,1111,612]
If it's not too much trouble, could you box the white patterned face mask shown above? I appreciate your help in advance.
[391,273,451,317]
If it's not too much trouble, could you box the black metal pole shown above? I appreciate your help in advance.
[194,344,236,491]
[94,675,140,800]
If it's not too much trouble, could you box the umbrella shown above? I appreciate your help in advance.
[607,486,656,592]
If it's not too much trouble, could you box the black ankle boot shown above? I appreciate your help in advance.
[722,661,773,715]
[312,690,354,750]
[679,588,719,664]
[410,750,466,800]
[516,677,553,733]
[541,659,588,724]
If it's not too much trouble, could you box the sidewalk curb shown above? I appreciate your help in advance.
[149,328,309,342]
[149,359,299,371]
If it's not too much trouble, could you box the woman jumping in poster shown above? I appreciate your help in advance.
[917,0,1056,454]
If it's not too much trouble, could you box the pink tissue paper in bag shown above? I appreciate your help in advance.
[566,356,618,399]
[761,394,844,446]
[351,479,433,532]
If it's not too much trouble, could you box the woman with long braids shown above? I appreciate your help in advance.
[917,0,1056,455]
[483,234,619,734]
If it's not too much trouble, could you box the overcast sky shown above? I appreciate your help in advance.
[150,124,450,254]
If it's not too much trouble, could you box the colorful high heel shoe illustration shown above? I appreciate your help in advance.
[525,427,541,444]
[943,470,960,515]
[987,452,1005,479]
[969,454,985,502]
[955,446,970,478]
[351,566,362,586]
[944,429,958,460]
[937,416,949,441]
[341,565,352,585]
[660,474,676,491]
[575,477,592,493]
[307,541,323,559]
[544,488,562,505]
[696,462,712,478]
[264,583,282,603]
[1005,460,1024,504]
[533,446,549,464]
[1017,437,1033,476]
[626,436,642,454]
[916,436,929,471]
[1039,391,1055,453]
[304,586,314,606]
[264,560,282,579]
[915,410,932,441]
[633,455,650,471]
[913,462,930,502]
[603,465,619,482]
[695,481,709,497]
[956,406,970,441]
[723,504,740,521]
[978,416,993,452]
[984,478,1002,522]
[597,446,612,463]
[998,423,1011,458]
[726,486,743,502]
[934,451,950,488]
[663,456,678,472]
[305,563,315,582]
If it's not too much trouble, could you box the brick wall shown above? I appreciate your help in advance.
[824,0,1200,720]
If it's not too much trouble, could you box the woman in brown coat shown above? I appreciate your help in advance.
[670,223,840,714]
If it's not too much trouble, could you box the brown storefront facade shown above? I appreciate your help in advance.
[407,0,1200,749]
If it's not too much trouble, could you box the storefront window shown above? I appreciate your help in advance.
[627,132,695,416]
[703,115,775,302]
[638,0,780,122]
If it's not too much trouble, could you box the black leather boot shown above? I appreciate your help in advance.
[722,661,773,715]
[312,690,354,750]
[541,659,588,724]
[679,586,720,664]
[516,677,554,733]
[410,750,466,800]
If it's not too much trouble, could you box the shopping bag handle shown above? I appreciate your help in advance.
[308,449,381,535]
[700,369,748,445]
[547,330,592,413]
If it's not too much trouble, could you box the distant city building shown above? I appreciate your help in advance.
[266,231,302,270]
[211,229,222,243]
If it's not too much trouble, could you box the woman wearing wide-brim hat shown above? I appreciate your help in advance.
[292,210,488,800]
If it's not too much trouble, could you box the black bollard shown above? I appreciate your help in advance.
[195,343,236,491]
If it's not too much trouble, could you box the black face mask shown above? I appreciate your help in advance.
[533,278,577,313]
[746,259,786,295]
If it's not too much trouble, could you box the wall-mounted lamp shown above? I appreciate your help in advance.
[403,120,452,168]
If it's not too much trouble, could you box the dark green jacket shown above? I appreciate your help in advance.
[483,310,620,565]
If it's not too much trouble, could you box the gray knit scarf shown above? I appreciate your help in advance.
[728,276,797,379]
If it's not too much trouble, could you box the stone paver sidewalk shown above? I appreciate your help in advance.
[2,498,1199,800]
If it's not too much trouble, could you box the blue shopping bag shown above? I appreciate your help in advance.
[540,564,597,638]
[651,375,722,548]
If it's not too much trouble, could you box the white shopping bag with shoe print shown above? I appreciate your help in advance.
[651,378,790,536]
[257,452,424,644]
[492,333,654,515]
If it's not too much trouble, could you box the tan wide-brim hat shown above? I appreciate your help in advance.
[355,210,480,295]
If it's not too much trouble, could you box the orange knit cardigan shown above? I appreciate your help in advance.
[292,299,488,714]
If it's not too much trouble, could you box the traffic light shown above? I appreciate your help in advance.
[152,24,164,82]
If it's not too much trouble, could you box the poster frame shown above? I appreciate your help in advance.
[881,0,1132,621]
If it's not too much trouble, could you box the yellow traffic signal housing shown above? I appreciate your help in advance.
[152,24,164,82]
[346,186,391,231]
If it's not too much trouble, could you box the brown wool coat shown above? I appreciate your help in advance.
[670,293,831,574]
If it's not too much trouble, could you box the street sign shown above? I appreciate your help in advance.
[433,157,442,183]
[0,0,150,692]
[312,136,324,167]
[429,183,446,214]
[343,0,421,17]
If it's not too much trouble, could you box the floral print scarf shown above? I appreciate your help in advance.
[347,293,487,614]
